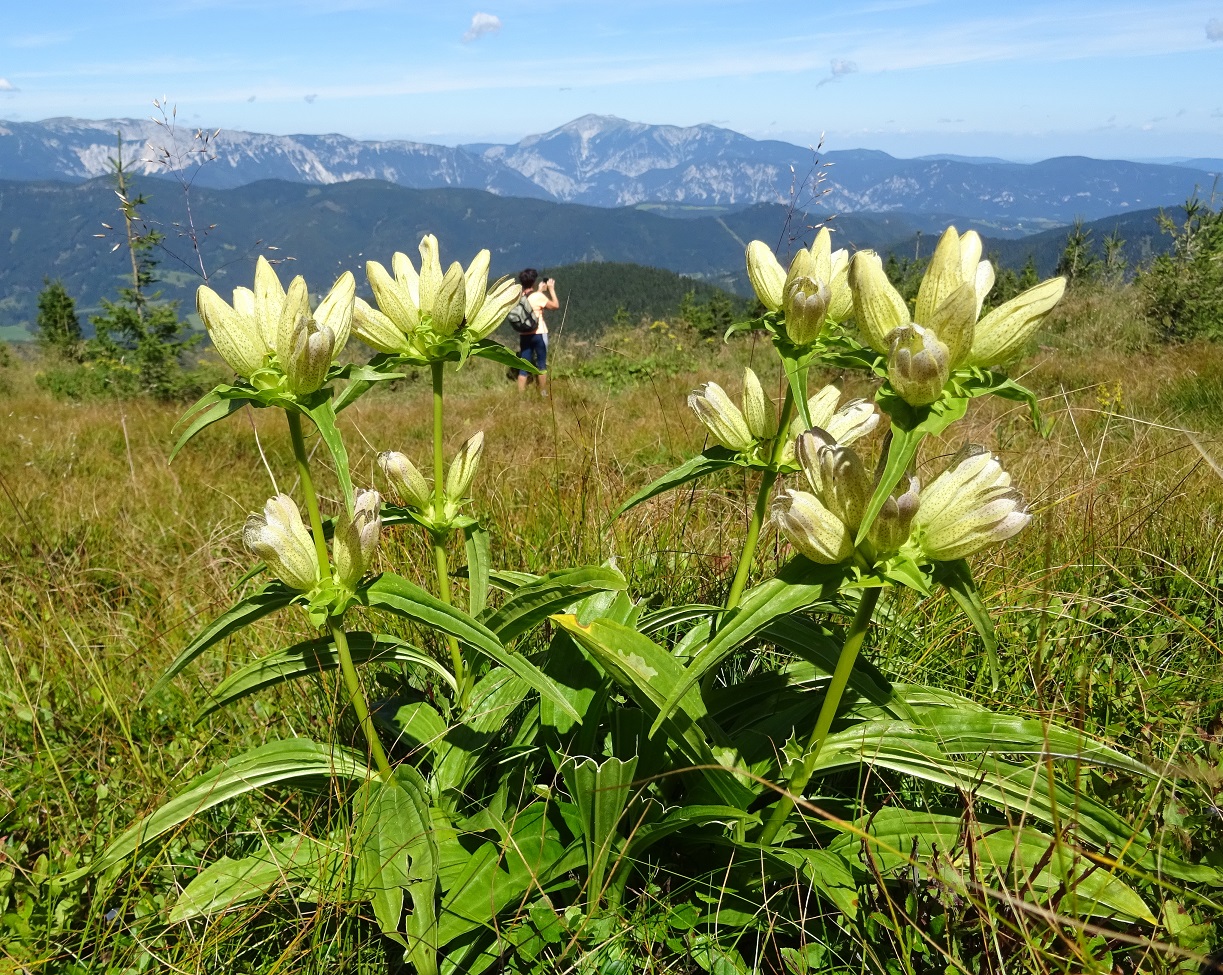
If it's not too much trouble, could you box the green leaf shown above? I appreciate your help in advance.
[169,390,252,463]
[362,573,579,723]
[856,395,969,545]
[330,360,407,414]
[354,766,439,964]
[170,833,346,923]
[150,581,298,698]
[932,559,1000,690]
[612,448,742,519]
[652,560,846,736]
[468,339,537,374]
[553,615,753,808]
[778,347,815,428]
[200,631,456,718]
[65,739,372,881]
[560,755,639,912]
[830,808,1156,924]
[304,398,354,514]
[462,526,491,618]
[482,566,628,643]
[762,615,893,706]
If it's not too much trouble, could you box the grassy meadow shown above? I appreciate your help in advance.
[2,284,1223,972]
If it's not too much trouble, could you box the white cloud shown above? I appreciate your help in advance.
[0,78,19,92]
[9,32,72,49]
[463,13,502,43]
[1207,18,1223,41]
[817,57,858,87]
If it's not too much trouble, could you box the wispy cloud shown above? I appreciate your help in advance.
[0,78,19,92]
[463,13,502,43]
[816,57,858,87]
[8,31,72,49]
[1207,17,1223,41]
[304,93,318,103]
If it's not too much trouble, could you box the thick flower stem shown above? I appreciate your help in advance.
[287,411,330,575]
[759,586,881,845]
[723,386,795,612]
[331,619,393,780]
[431,361,467,702]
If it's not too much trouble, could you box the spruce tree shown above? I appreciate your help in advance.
[35,278,83,360]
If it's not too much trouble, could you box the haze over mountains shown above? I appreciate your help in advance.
[3,115,1218,229]
[0,114,1212,335]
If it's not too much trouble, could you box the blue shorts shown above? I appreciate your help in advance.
[518,333,547,376]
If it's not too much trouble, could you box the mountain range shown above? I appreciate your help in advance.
[0,175,1174,339]
[2,115,1218,230]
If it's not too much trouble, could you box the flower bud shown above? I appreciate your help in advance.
[849,251,910,354]
[688,382,755,453]
[417,235,443,320]
[912,446,1031,561]
[378,451,431,510]
[313,271,356,356]
[431,262,468,336]
[243,494,320,592]
[283,315,335,395]
[746,240,786,312]
[333,489,382,589]
[783,275,831,346]
[741,368,776,440]
[868,477,920,557]
[445,431,485,500]
[823,399,880,447]
[353,297,413,355]
[826,249,853,324]
[887,324,950,407]
[771,488,853,564]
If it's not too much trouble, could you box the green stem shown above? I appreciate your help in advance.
[760,586,881,845]
[430,361,467,703]
[724,385,795,612]
[288,411,391,780]
[331,619,393,780]
[287,411,330,575]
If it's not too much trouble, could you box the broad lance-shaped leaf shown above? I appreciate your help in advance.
[169,390,253,463]
[762,615,894,706]
[828,808,1156,924]
[62,739,373,881]
[171,833,349,923]
[613,447,743,519]
[305,398,355,514]
[200,632,457,718]
[362,572,579,723]
[482,565,627,642]
[469,338,538,374]
[462,525,491,618]
[553,614,754,808]
[651,560,846,737]
[932,559,1000,690]
[804,710,1212,881]
[560,755,638,912]
[150,581,298,697]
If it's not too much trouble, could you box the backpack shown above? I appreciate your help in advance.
[504,296,538,334]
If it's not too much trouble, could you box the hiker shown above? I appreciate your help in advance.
[512,268,557,397]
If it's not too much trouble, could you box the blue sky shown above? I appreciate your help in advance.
[2,0,1221,161]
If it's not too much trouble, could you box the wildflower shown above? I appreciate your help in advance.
[779,385,879,467]
[378,451,431,510]
[745,228,853,344]
[358,236,521,355]
[794,428,871,534]
[196,256,355,386]
[333,489,382,589]
[771,488,853,564]
[688,380,756,453]
[741,368,777,440]
[243,494,319,592]
[849,227,1065,405]
[910,446,1030,561]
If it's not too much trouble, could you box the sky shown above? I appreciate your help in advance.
[2,0,1221,162]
